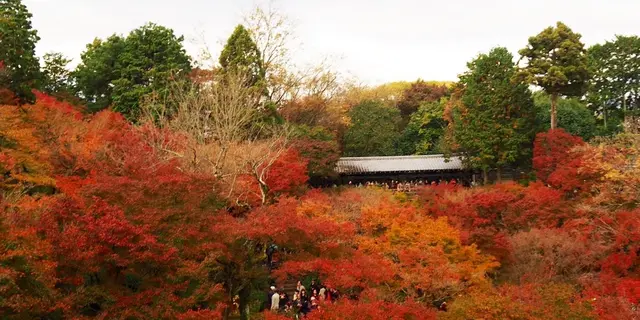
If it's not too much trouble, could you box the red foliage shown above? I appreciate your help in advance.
[3,92,640,319]
[533,129,586,192]
[306,298,437,320]
[291,137,340,178]
[265,148,309,196]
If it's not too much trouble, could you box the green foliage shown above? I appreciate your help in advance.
[343,100,401,156]
[0,0,41,104]
[518,22,589,129]
[73,23,191,119]
[41,52,72,95]
[534,92,598,140]
[219,24,265,89]
[587,35,640,131]
[454,47,536,172]
[398,100,446,155]
[397,80,450,119]
[518,22,589,98]
[292,125,340,178]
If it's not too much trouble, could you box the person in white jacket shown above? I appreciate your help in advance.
[271,289,280,312]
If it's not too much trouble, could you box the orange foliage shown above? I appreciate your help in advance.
[443,283,595,320]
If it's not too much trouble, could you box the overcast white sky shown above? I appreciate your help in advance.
[23,0,640,85]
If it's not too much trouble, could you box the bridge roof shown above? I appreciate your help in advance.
[336,154,464,174]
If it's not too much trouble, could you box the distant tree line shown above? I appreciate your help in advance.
[1,0,639,181]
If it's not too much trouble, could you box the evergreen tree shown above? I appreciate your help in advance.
[219,24,265,88]
[534,92,597,140]
[343,100,401,157]
[454,47,536,182]
[74,23,191,120]
[517,22,589,130]
[398,100,447,155]
[588,35,640,132]
[0,0,41,104]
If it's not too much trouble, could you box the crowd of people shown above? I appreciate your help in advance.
[346,179,460,191]
[264,280,340,318]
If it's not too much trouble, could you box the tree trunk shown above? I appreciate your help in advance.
[496,167,502,183]
[623,93,628,128]
[482,168,489,185]
[239,286,252,320]
[550,93,558,130]
[603,103,608,130]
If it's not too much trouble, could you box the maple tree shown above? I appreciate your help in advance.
[532,129,586,192]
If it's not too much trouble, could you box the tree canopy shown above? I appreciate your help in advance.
[454,47,536,180]
[342,100,401,156]
[588,35,640,131]
[398,100,447,155]
[0,0,41,104]
[74,23,191,119]
[518,22,589,130]
[534,92,598,140]
[219,24,265,89]
[41,52,72,96]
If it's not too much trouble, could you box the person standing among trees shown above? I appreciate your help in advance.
[270,287,280,312]
[264,285,276,311]
[296,280,305,294]
[310,279,320,294]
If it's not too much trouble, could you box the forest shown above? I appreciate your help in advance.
[1,0,640,319]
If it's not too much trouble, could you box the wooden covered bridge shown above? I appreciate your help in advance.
[331,154,473,186]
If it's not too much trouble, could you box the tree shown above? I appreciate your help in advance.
[291,125,340,179]
[532,129,585,191]
[243,3,297,105]
[0,0,41,104]
[534,92,597,140]
[398,100,447,155]
[74,23,191,119]
[518,22,590,130]
[343,100,401,156]
[397,80,449,119]
[41,52,72,96]
[588,35,640,132]
[443,284,595,320]
[0,61,18,105]
[219,25,265,89]
[454,47,536,182]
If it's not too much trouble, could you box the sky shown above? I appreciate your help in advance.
[23,0,640,85]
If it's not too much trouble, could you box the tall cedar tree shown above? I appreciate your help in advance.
[0,0,41,104]
[588,35,640,130]
[219,25,265,89]
[455,47,535,182]
[343,100,402,157]
[74,23,191,119]
[517,22,589,130]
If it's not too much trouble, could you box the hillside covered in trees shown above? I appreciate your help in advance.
[1,1,640,319]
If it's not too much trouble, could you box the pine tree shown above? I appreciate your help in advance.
[0,0,41,104]
[517,22,589,130]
